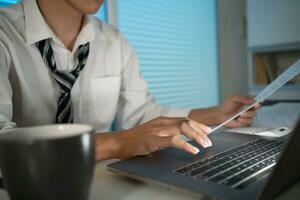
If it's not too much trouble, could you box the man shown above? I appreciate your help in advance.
[0,0,258,161]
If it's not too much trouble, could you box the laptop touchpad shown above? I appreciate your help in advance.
[156,131,258,162]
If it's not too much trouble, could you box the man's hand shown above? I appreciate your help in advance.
[95,117,212,160]
[218,95,260,128]
[188,95,260,128]
[95,96,260,161]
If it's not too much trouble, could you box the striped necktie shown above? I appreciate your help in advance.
[36,39,90,123]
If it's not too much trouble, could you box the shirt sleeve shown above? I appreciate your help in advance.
[0,40,16,133]
[114,36,191,130]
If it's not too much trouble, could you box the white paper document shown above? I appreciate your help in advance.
[211,59,300,133]
[252,103,300,128]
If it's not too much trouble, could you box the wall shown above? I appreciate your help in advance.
[217,0,249,101]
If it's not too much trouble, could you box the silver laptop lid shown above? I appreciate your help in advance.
[258,118,300,200]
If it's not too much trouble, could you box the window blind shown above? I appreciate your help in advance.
[0,0,18,7]
[117,0,219,109]
[94,1,107,22]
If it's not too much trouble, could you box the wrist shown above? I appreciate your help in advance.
[95,133,123,161]
[189,106,224,125]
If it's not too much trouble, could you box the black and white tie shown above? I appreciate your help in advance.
[36,39,90,123]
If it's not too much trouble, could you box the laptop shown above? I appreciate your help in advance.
[108,118,300,200]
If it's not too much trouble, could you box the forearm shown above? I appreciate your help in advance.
[95,133,122,161]
[95,128,145,161]
[188,106,223,126]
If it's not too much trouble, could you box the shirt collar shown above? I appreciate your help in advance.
[23,0,54,45]
[23,0,105,46]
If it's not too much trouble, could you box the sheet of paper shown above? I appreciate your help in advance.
[211,59,300,133]
[211,102,259,132]
[252,103,300,128]
[255,59,300,102]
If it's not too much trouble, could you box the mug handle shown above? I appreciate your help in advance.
[0,178,4,189]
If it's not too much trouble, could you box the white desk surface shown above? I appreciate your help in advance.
[1,160,300,200]
[0,160,202,200]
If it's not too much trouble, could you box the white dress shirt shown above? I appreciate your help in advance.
[0,0,190,133]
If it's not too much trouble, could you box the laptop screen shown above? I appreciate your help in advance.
[258,118,300,200]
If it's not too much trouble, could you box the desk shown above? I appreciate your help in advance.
[1,160,299,200]
[0,160,202,200]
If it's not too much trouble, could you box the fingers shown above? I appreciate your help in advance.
[156,125,181,137]
[169,136,200,155]
[181,121,212,148]
[226,116,253,128]
[188,120,212,134]
[254,103,261,109]
[239,108,258,126]
[155,119,212,149]
[237,117,252,126]
[225,120,243,128]
[147,116,214,155]
[240,110,256,118]
[231,95,254,105]
[155,136,199,155]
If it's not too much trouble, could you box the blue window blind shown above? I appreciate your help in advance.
[94,1,107,22]
[117,0,219,108]
[0,0,18,7]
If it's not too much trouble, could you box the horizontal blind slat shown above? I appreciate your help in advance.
[117,0,219,108]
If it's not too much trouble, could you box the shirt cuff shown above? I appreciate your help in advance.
[0,122,17,134]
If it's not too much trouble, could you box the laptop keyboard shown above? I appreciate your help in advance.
[174,139,286,189]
